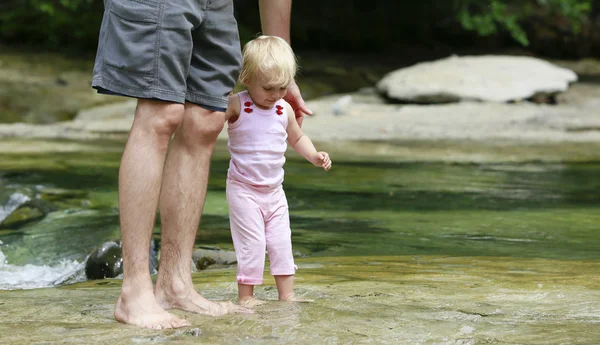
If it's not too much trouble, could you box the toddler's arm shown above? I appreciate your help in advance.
[285,102,332,171]
[226,93,241,123]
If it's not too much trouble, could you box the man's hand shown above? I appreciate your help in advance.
[284,80,312,127]
[258,0,308,126]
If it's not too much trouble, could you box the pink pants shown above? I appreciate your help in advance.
[226,178,297,285]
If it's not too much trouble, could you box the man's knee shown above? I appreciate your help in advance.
[135,100,184,138]
[156,108,185,137]
[182,105,226,142]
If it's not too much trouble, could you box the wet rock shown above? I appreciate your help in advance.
[376,55,577,104]
[73,100,135,123]
[37,187,90,210]
[0,191,55,229]
[0,192,32,224]
[37,188,87,203]
[85,240,159,280]
[0,206,44,229]
[84,241,123,280]
[192,248,237,270]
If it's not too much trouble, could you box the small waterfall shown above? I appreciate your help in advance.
[0,192,31,224]
[0,191,87,290]
[0,242,86,290]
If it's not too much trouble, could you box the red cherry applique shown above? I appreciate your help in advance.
[276,110,283,115]
[276,105,283,110]
[244,101,252,107]
[244,108,253,113]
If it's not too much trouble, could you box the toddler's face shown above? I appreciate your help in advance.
[245,75,288,110]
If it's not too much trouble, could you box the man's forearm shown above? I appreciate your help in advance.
[258,0,292,43]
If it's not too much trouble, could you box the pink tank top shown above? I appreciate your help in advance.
[227,91,289,188]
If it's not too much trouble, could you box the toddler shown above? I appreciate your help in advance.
[225,35,332,307]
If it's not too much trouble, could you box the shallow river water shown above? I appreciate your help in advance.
[0,140,599,344]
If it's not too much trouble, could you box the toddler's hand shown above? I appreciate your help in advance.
[313,152,332,171]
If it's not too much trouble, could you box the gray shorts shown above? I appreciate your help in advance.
[92,0,242,111]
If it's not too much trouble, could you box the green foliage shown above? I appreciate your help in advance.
[0,0,102,51]
[0,0,597,55]
[455,0,593,45]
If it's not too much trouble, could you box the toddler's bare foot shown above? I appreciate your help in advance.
[239,297,267,308]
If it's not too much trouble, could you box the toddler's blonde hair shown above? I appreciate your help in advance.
[238,35,297,87]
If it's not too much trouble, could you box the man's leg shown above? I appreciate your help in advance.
[155,103,251,316]
[114,99,191,329]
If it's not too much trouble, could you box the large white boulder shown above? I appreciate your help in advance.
[376,55,578,103]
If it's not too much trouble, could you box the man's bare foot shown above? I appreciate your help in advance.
[114,289,191,330]
[156,283,253,316]
[239,297,267,308]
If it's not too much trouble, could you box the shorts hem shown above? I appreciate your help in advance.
[186,90,229,109]
[270,265,298,276]
[270,271,296,276]
[92,76,185,103]
[236,276,262,285]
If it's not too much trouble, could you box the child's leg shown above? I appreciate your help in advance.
[273,275,295,300]
[226,180,267,305]
[237,284,264,306]
[264,187,298,301]
[273,275,313,302]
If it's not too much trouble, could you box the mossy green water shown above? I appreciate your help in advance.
[0,141,599,264]
[0,139,599,344]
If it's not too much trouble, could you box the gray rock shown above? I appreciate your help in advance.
[0,190,55,229]
[192,248,237,270]
[84,240,158,280]
[84,241,123,280]
[330,95,353,115]
[0,192,31,224]
[73,100,136,123]
[376,55,578,104]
